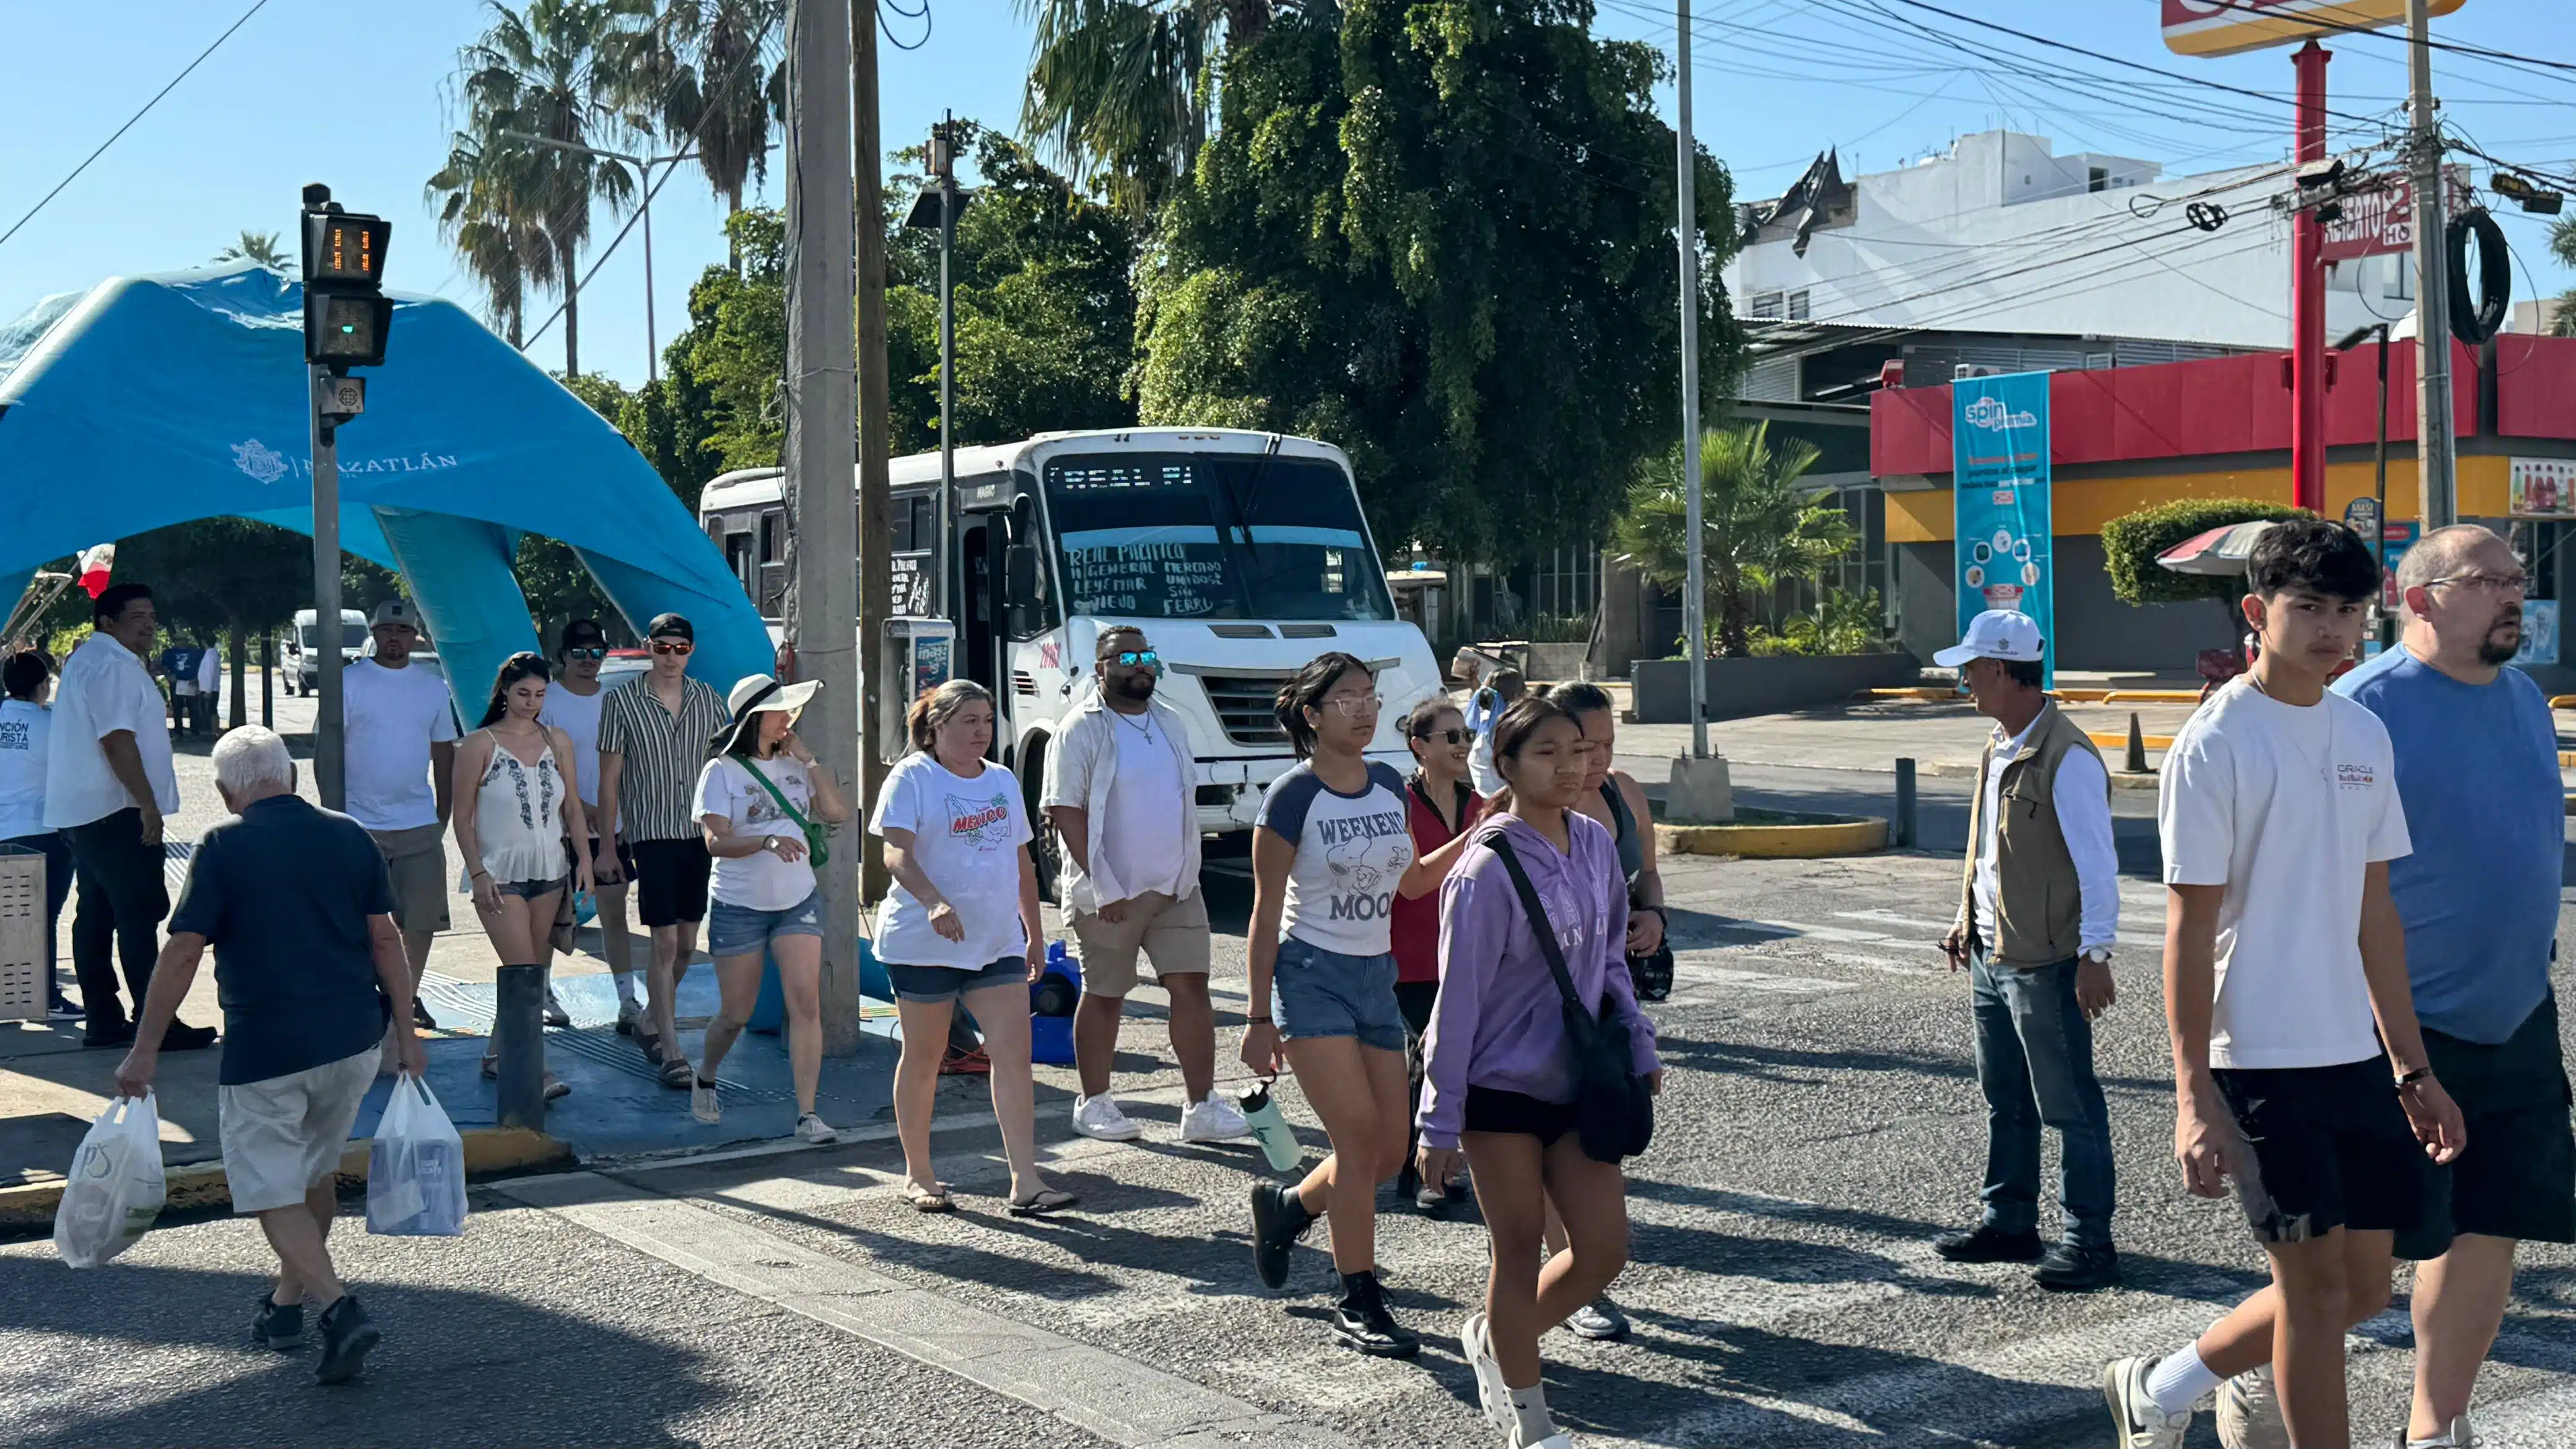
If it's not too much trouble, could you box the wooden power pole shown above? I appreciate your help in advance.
[853,0,893,908]
[784,0,863,1054]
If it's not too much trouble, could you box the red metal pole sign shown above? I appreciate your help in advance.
[2291,41,2329,515]
[2161,0,2466,57]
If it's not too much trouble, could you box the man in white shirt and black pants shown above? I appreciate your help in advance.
[1933,610,2121,1292]
[2105,518,2466,1449]
[340,600,458,1035]
[47,583,214,1051]
[1042,626,1248,1145]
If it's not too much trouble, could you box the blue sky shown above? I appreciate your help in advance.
[1,0,2564,389]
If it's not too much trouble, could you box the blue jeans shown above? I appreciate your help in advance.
[1971,948,2115,1250]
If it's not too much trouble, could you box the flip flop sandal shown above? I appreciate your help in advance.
[1006,1189,1079,1219]
[903,1181,955,1213]
[658,1056,695,1089]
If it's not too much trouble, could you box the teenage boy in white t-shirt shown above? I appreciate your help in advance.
[2105,518,2466,1449]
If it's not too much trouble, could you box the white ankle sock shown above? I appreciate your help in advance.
[2144,1344,2222,1415]
[1508,1383,1553,1446]
[614,971,643,1008]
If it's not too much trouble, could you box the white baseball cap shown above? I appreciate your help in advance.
[1933,609,2044,667]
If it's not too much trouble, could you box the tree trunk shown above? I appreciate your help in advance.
[562,271,581,378]
[228,619,247,729]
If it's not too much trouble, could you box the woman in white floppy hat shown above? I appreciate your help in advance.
[688,673,852,1142]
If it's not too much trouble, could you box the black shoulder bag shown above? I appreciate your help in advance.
[1484,831,1655,1165]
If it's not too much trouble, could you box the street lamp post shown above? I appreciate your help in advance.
[499,131,695,382]
[905,118,970,624]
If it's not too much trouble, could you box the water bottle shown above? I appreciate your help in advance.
[1238,1079,1302,1173]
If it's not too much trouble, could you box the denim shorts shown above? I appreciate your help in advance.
[1271,936,1406,1053]
[884,955,1026,1004]
[706,889,824,957]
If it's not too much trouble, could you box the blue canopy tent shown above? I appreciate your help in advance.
[0,262,770,721]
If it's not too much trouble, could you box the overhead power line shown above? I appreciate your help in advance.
[0,0,272,251]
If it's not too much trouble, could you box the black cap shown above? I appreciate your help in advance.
[645,612,693,642]
[560,618,609,651]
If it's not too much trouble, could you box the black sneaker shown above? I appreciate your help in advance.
[251,1292,303,1351]
[2033,1241,2120,1292]
[1329,1271,1419,1358]
[1249,1181,1312,1291]
[1932,1223,2045,1264]
[161,1020,218,1052]
[314,1295,380,1384]
[412,999,438,1032]
[81,1020,135,1050]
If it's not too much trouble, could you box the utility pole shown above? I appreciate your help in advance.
[853,0,894,907]
[933,114,958,624]
[784,0,863,1055]
[1676,0,1707,760]
[2408,0,2457,528]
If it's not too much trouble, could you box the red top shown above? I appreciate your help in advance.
[1392,778,1485,984]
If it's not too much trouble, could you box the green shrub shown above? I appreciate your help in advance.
[2100,497,2308,640]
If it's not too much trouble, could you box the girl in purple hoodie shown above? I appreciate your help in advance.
[1419,697,1662,1449]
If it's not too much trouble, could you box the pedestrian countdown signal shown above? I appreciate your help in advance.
[300,187,392,368]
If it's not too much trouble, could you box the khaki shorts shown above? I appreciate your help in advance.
[369,824,451,935]
[219,1046,378,1214]
[1068,889,1211,998]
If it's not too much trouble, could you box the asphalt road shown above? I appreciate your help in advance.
[10,832,2576,1448]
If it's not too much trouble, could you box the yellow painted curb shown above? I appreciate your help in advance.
[1656,817,1888,859]
[2100,690,2203,704]
[0,1126,570,1232]
[2087,731,2175,751]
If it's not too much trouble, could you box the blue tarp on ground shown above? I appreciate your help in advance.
[0,263,769,718]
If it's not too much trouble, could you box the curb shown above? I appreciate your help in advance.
[1656,817,1889,859]
[0,1126,570,1232]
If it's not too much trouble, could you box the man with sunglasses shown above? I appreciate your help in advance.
[543,619,642,1032]
[598,614,729,1084]
[1042,626,1249,1144]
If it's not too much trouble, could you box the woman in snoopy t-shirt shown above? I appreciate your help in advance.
[1240,651,1482,1360]
[869,679,1068,1217]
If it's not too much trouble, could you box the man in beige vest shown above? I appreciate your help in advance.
[1933,609,2123,1291]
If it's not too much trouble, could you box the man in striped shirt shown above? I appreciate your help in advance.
[596,614,730,1085]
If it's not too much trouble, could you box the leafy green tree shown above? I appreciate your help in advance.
[1134,0,1741,573]
[1016,0,1269,215]
[213,230,290,271]
[629,0,784,225]
[447,0,656,375]
[2551,216,2576,339]
[427,128,557,349]
[113,520,318,726]
[2101,497,2308,643]
[1614,422,1853,658]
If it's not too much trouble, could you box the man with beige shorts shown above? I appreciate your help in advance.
[1043,628,1248,1145]
[339,601,457,1040]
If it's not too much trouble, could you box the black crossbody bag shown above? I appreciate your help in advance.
[1484,831,1655,1165]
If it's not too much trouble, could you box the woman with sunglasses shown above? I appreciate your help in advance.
[1392,696,1486,1213]
[452,653,593,1099]
[1243,653,1468,1356]
[1424,697,1661,1449]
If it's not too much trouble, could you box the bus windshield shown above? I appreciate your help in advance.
[1043,451,1395,622]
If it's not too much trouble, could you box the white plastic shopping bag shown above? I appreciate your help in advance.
[367,1074,467,1237]
[53,1093,167,1268]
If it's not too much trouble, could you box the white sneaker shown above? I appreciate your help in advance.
[2409,1412,2484,1448]
[544,987,572,1028]
[2216,1365,2289,1449]
[690,1077,720,1125]
[2102,1355,2193,1449]
[795,1113,838,1144]
[1180,1095,1251,1142]
[1071,1094,1144,1141]
[1460,1311,1510,1427]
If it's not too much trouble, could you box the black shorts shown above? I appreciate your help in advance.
[2397,994,2576,1258]
[2213,1055,2432,1245]
[1463,1086,1582,1147]
[630,837,712,928]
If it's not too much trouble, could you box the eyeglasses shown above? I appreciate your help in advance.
[1413,726,1467,745]
[1321,692,1383,717]
[1113,650,1160,669]
[565,647,606,661]
[650,640,694,656]
[2424,572,2530,595]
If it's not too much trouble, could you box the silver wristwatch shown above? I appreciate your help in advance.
[2079,946,2113,965]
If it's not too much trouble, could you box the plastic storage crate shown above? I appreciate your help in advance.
[0,848,45,1022]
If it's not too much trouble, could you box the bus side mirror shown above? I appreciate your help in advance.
[1006,544,1042,609]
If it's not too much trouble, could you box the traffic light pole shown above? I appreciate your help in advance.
[308,363,344,810]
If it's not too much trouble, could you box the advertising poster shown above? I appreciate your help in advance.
[2513,599,2559,669]
[1952,371,2055,684]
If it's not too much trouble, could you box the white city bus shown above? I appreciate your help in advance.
[697,429,1443,881]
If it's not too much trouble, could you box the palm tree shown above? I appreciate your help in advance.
[1014,0,1271,215]
[449,0,655,375]
[213,230,290,271]
[629,0,785,228]
[426,129,558,348]
[2550,215,2576,338]
[1613,422,1857,658]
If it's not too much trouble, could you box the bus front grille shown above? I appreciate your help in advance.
[1198,671,1293,747]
